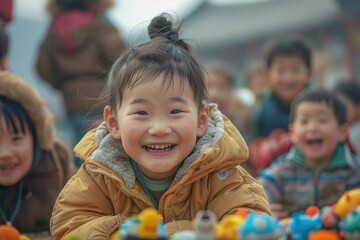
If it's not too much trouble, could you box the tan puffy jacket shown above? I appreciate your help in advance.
[50,105,270,239]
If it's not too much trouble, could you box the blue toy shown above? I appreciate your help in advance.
[341,207,360,240]
[289,212,322,240]
[237,212,285,240]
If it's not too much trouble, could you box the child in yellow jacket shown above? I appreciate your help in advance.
[50,13,271,239]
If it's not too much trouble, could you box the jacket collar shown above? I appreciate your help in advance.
[287,143,353,170]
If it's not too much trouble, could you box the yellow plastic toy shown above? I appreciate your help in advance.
[334,188,360,218]
[215,214,246,240]
[136,208,163,239]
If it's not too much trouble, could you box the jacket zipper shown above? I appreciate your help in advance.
[313,170,320,207]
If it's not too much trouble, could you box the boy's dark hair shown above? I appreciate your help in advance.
[290,88,347,125]
[264,36,312,71]
[334,81,360,104]
[57,0,97,11]
[0,28,9,59]
[0,97,41,173]
[102,13,208,112]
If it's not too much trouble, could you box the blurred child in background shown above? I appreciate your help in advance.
[248,37,313,175]
[0,28,9,70]
[50,13,270,239]
[257,88,360,219]
[0,71,76,236]
[243,59,268,104]
[205,62,254,136]
[252,36,313,138]
[205,62,234,115]
[334,80,360,156]
[36,0,127,167]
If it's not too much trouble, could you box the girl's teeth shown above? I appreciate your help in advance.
[146,144,173,151]
[0,164,16,171]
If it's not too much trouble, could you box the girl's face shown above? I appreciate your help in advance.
[267,56,311,105]
[206,71,232,112]
[0,117,33,186]
[105,76,209,180]
[289,102,347,169]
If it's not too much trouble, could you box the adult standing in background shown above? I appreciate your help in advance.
[36,0,127,167]
[0,0,13,28]
[0,0,13,71]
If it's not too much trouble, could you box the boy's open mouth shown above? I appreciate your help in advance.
[306,138,323,145]
[143,144,176,152]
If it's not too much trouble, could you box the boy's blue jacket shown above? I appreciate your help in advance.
[258,143,360,214]
[253,91,291,138]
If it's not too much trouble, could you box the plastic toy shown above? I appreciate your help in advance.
[237,212,285,240]
[215,214,246,240]
[193,210,217,240]
[116,208,168,240]
[170,230,197,240]
[289,212,322,240]
[319,206,339,230]
[341,206,360,240]
[334,188,360,218]
[308,230,340,240]
[0,225,29,240]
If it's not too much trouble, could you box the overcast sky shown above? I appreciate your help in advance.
[14,0,202,35]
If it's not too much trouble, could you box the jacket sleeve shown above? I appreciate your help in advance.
[53,140,77,183]
[50,167,125,240]
[256,163,283,204]
[36,34,59,88]
[207,166,271,218]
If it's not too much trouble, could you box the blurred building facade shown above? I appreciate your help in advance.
[182,0,360,88]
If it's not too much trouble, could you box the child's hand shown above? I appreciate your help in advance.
[270,203,289,219]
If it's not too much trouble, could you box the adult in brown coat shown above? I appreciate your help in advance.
[0,71,76,236]
[36,0,127,166]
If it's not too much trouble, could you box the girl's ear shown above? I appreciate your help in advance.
[338,123,349,143]
[197,106,209,137]
[104,106,121,140]
[288,123,297,144]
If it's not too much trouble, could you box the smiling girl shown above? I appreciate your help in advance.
[50,13,270,239]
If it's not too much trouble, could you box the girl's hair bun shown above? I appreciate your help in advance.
[148,13,179,42]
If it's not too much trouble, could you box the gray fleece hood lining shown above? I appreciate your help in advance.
[91,104,224,188]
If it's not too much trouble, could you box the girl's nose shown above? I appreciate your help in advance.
[148,121,171,136]
[0,146,12,160]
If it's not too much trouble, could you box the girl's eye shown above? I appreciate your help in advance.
[319,118,328,123]
[12,135,23,142]
[299,119,307,125]
[170,109,182,114]
[136,111,148,116]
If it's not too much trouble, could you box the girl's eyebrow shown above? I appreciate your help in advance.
[129,97,188,105]
[170,96,188,104]
[129,98,147,105]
